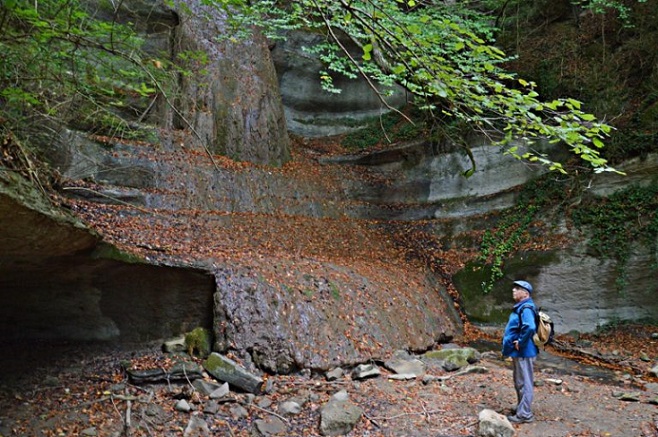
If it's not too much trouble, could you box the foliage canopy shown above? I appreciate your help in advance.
[210,0,617,174]
[0,0,626,174]
[0,0,170,142]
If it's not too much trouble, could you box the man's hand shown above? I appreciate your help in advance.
[513,340,519,350]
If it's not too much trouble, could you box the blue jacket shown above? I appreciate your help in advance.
[502,298,539,358]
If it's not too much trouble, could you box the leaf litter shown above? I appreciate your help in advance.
[1,136,657,436]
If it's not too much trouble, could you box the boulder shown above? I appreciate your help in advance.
[325,368,344,381]
[184,415,210,437]
[477,409,514,437]
[319,392,363,436]
[384,350,425,377]
[253,417,287,436]
[350,364,381,380]
[192,379,225,397]
[423,347,481,371]
[203,353,263,394]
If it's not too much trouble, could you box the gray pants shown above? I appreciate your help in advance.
[512,357,535,419]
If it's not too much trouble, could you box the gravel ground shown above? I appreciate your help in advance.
[0,337,656,437]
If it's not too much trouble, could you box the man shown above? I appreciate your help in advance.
[502,279,538,424]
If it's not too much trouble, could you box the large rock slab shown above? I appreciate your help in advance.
[173,0,290,166]
[203,353,264,394]
[455,243,658,333]
[212,263,458,374]
[384,350,426,377]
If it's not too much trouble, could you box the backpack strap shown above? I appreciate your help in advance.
[516,303,538,328]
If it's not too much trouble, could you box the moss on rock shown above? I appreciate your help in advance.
[423,347,480,369]
[185,327,213,358]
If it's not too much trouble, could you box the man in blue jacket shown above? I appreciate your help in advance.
[502,280,538,424]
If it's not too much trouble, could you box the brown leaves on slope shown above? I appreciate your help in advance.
[56,135,469,347]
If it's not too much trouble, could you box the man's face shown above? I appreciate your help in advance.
[513,286,528,302]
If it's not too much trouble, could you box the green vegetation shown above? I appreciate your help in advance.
[477,177,658,293]
[496,0,658,165]
[92,243,145,264]
[341,110,426,150]
[5,0,652,174]
[595,318,658,334]
[605,130,657,164]
[329,281,341,300]
[478,176,570,292]
[209,0,616,173]
[572,0,649,24]
[572,181,658,289]
[3,0,655,295]
[470,0,657,292]
[185,327,213,358]
[455,251,559,323]
[0,0,175,147]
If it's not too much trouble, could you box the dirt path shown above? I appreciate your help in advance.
[0,336,656,437]
[348,350,657,437]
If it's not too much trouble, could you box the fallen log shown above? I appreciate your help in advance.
[126,361,204,384]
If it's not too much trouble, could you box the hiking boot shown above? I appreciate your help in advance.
[507,414,534,424]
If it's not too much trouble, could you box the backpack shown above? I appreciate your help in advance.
[533,310,555,347]
[518,304,555,348]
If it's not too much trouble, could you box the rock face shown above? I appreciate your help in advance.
[0,0,290,344]
[271,30,408,138]
[511,244,657,333]
[0,0,459,373]
[328,140,550,220]
[212,264,455,373]
[335,137,658,333]
[0,171,215,342]
[270,28,658,336]
[450,155,658,333]
[1,0,656,377]
[172,1,290,166]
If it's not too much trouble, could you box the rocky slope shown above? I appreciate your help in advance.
[1,0,656,379]
[0,0,459,373]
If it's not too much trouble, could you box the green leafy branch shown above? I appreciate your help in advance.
[0,0,172,141]
[572,0,649,25]
[207,0,617,174]
[478,205,538,293]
